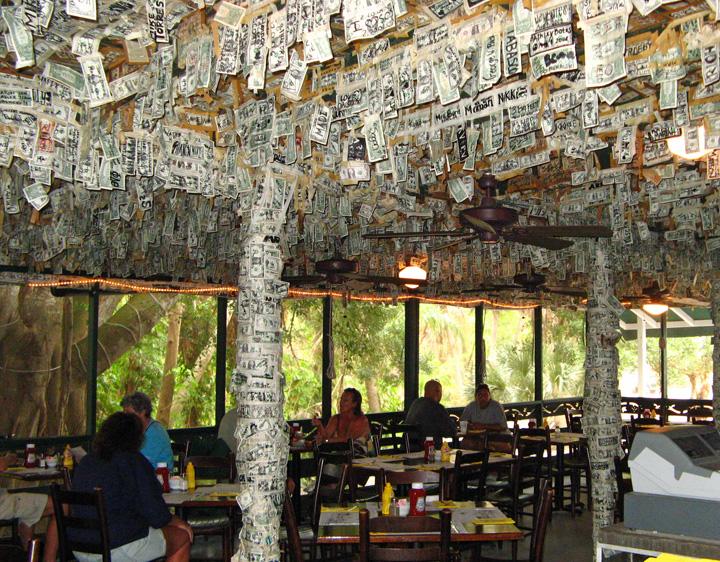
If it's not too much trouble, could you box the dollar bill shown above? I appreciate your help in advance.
[432,60,459,105]
[217,26,242,75]
[23,182,49,210]
[79,54,113,107]
[448,176,473,203]
[530,45,577,79]
[416,59,434,105]
[344,0,395,43]
[362,113,386,162]
[659,79,677,110]
[268,10,288,73]
[280,51,307,101]
[146,0,169,43]
[66,0,96,20]
[2,9,34,69]
[339,162,370,183]
[309,103,331,145]
[702,43,720,87]
[214,1,245,29]
[304,30,333,64]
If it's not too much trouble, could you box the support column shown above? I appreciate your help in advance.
[86,284,100,436]
[404,298,420,411]
[584,240,624,554]
[475,304,485,388]
[322,295,333,420]
[232,234,288,562]
[711,281,720,426]
[660,312,668,419]
[216,296,227,426]
[534,306,543,426]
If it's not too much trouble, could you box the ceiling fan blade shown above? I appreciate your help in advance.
[511,225,613,238]
[363,230,468,239]
[461,213,497,234]
[503,231,574,250]
[281,275,326,285]
[543,286,587,297]
[342,273,429,286]
[430,236,479,252]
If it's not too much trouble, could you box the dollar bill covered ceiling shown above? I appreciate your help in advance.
[1,0,719,306]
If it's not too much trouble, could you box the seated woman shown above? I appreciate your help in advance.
[71,412,193,562]
[311,388,371,452]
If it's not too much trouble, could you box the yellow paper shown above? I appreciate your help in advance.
[433,500,475,509]
[321,505,360,512]
[472,518,515,525]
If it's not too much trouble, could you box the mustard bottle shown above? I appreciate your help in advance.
[381,482,394,515]
[440,440,451,462]
[186,461,195,491]
[63,445,73,470]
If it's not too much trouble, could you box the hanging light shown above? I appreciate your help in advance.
[666,125,713,160]
[642,302,669,315]
[399,265,427,289]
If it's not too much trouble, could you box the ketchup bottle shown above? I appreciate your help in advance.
[409,482,426,516]
[424,437,434,462]
[155,462,170,493]
[25,444,38,468]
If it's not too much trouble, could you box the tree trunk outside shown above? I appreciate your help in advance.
[365,378,381,413]
[584,240,624,559]
[157,303,184,428]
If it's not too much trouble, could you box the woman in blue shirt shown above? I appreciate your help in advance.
[71,412,193,562]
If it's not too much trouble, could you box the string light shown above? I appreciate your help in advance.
[24,275,540,308]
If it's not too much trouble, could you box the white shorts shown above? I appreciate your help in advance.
[0,490,47,527]
[74,527,166,562]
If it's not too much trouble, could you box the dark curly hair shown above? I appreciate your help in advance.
[93,412,144,461]
[343,388,363,416]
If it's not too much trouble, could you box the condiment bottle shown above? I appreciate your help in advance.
[63,445,74,470]
[409,483,426,516]
[424,437,434,462]
[186,461,196,491]
[24,444,37,468]
[155,462,170,493]
[440,439,451,462]
[381,482,394,515]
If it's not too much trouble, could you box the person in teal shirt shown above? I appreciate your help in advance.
[121,391,174,471]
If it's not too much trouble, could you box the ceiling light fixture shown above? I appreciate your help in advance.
[398,265,427,289]
[642,302,669,316]
[666,125,713,160]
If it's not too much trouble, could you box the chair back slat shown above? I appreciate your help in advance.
[529,481,554,562]
[359,508,451,562]
[184,455,235,483]
[450,449,489,502]
[51,483,112,562]
[283,479,304,562]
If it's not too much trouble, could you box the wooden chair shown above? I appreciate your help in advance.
[613,455,632,523]
[0,538,41,562]
[564,409,583,433]
[687,405,714,425]
[171,441,190,474]
[182,455,235,562]
[477,480,553,562]
[449,449,489,502]
[382,468,447,502]
[565,440,591,515]
[282,479,305,562]
[51,483,112,562]
[358,507,452,562]
[0,517,20,547]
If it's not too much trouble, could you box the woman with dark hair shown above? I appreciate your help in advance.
[71,412,193,562]
[311,387,371,447]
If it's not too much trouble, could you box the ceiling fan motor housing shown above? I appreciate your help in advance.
[461,205,518,229]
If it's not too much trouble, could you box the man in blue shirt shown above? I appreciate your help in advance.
[121,391,174,470]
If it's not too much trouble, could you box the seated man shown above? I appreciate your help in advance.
[0,454,58,562]
[460,384,508,432]
[121,391,173,470]
[404,380,457,449]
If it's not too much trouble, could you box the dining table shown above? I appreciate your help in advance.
[288,440,313,522]
[163,483,240,509]
[519,431,586,511]
[0,466,64,482]
[317,499,523,550]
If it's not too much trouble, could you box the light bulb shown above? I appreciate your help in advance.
[666,125,713,160]
[642,302,668,315]
[399,266,427,289]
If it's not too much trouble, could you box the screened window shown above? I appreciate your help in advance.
[97,294,218,429]
[667,335,712,399]
[419,303,475,408]
[282,298,323,419]
[542,308,585,399]
[483,307,535,404]
[331,300,405,414]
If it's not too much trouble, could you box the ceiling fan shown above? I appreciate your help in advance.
[282,257,428,287]
[363,174,613,250]
[477,271,587,298]
[621,281,670,310]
